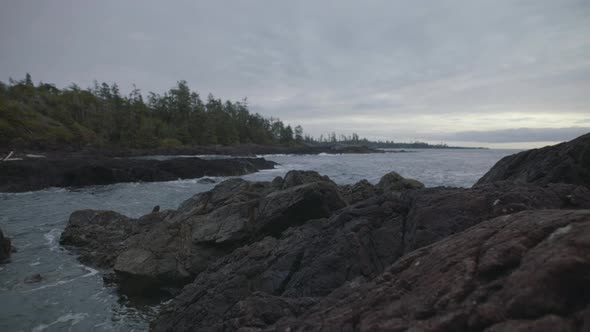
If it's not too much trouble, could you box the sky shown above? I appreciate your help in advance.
[1,0,589,148]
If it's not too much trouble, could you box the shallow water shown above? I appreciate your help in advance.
[0,149,516,331]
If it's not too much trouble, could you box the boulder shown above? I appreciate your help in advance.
[475,132,590,188]
[376,171,424,192]
[0,227,11,262]
[272,209,590,332]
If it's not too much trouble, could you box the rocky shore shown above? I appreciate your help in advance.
[0,157,276,193]
[57,133,590,331]
[2,143,383,161]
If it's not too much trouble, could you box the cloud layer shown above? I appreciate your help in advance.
[1,0,589,146]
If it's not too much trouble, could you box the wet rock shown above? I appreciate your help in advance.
[151,205,160,213]
[271,210,590,332]
[476,132,590,188]
[0,157,276,192]
[24,273,43,284]
[197,177,216,184]
[376,171,424,192]
[0,227,11,262]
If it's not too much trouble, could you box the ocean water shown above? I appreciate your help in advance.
[0,149,515,331]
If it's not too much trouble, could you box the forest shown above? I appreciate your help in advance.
[0,74,303,150]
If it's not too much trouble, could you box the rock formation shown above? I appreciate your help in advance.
[476,132,590,188]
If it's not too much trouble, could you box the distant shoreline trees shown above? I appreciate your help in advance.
[0,74,299,149]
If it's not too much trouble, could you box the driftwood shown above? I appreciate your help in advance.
[2,151,14,162]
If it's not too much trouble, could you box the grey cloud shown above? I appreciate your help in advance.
[1,0,589,146]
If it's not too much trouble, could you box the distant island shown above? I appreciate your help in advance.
[0,74,480,154]
[301,133,486,149]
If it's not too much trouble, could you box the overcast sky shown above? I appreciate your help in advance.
[1,0,589,148]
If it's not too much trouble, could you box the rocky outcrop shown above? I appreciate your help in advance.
[0,157,276,192]
[60,171,347,294]
[0,227,11,262]
[150,182,590,331]
[272,209,590,332]
[476,133,590,188]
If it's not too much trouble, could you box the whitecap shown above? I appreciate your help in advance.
[32,312,88,332]
[43,228,62,251]
[25,265,99,292]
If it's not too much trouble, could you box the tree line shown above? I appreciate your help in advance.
[0,74,303,149]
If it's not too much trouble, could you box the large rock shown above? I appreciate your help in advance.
[61,171,347,294]
[60,210,162,268]
[272,209,590,332]
[0,227,11,262]
[150,182,590,331]
[150,192,407,331]
[0,157,276,192]
[475,132,590,188]
[339,179,377,205]
[403,181,590,252]
[376,171,424,192]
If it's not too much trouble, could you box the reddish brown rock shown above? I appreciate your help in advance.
[272,210,590,332]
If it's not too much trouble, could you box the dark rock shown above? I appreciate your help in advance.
[150,182,590,331]
[0,157,276,192]
[402,181,590,252]
[281,170,335,189]
[59,210,162,268]
[271,210,590,332]
[151,205,160,213]
[0,227,11,262]
[475,133,590,188]
[376,171,424,192]
[61,171,347,295]
[150,193,406,331]
[339,179,376,205]
[24,273,43,284]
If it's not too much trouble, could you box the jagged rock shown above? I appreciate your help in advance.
[376,171,424,192]
[402,181,590,252]
[150,182,590,331]
[150,193,407,331]
[61,171,347,294]
[476,132,590,188]
[282,170,335,189]
[271,210,590,332]
[0,227,11,262]
[60,210,162,268]
[339,179,376,205]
